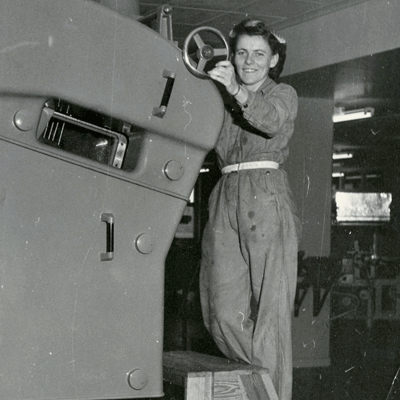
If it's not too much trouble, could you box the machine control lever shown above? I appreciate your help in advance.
[153,70,176,118]
[101,213,114,261]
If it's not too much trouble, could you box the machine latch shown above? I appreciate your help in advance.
[101,213,114,261]
[152,70,176,118]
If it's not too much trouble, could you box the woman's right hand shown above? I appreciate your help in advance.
[207,60,240,96]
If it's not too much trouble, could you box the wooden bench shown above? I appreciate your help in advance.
[163,351,278,400]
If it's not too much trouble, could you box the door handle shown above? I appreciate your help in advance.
[153,69,176,118]
[101,213,114,261]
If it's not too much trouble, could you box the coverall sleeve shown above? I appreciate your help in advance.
[239,84,298,137]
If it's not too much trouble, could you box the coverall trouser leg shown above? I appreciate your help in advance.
[200,169,299,400]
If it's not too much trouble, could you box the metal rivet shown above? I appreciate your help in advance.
[164,160,184,181]
[128,369,148,390]
[135,233,155,254]
[13,109,36,131]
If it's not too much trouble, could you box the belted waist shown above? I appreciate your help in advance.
[221,161,279,174]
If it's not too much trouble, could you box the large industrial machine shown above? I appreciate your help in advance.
[0,1,226,398]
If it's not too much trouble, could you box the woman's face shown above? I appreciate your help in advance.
[233,34,278,92]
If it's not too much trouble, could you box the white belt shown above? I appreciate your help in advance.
[221,161,279,174]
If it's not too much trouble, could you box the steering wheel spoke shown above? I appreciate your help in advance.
[183,27,230,79]
[213,48,228,57]
[193,33,205,49]
[197,58,207,73]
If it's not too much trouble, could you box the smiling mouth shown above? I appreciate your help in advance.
[243,69,257,73]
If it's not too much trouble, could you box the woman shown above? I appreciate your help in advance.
[200,19,301,400]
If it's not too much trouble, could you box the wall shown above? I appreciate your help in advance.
[281,0,400,77]
[286,97,334,257]
[279,0,400,257]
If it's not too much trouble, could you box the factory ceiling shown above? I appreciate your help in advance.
[139,0,369,47]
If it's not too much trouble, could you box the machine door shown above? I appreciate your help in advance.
[0,1,225,398]
[0,140,178,399]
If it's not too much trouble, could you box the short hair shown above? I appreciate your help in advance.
[229,19,287,80]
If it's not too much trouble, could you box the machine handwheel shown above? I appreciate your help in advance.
[182,26,230,79]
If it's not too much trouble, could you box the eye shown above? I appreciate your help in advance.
[255,52,265,57]
[236,50,246,56]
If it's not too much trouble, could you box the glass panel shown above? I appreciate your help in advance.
[335,192,392,223]
[39,119,115,165]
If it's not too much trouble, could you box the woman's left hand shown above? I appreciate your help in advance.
[207,60,240,95]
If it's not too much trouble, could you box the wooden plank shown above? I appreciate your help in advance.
[163,351,278,400]
[238,373,277,400]
[260,373,279,400]
[164,351,269,374]
[186,374,213,400]
[213,373,244,400]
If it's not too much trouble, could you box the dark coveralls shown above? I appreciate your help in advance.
[200,77,301,400]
